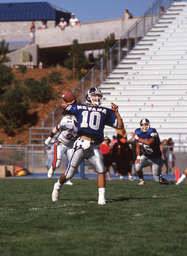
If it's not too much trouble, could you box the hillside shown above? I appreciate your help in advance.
[0,67,79,145]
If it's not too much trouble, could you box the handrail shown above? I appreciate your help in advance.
[42,0,175,128]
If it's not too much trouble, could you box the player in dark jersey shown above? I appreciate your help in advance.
[52,87,124,204]
[131,118,169,185]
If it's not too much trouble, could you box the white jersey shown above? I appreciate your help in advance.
[56,115,78,146]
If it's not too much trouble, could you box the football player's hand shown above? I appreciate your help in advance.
[61,99,75,109]
[131,132,135,138]
[111,102,119,112]
[44,137,51,146]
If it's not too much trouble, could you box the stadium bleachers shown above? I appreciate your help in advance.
[101,1,187,149]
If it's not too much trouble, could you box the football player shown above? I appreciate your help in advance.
[131,118,169,185]
[44,113,78,185]
[52,87,124,204]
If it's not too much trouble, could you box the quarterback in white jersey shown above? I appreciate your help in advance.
[44,115,78,179]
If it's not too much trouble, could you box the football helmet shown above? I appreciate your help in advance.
[85,87,103,106]
[140,118,150,132]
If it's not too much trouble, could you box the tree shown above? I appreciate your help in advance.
[64,39,88,79]
[0,86,30,135]
[0,65,14,94]
[102,33,116,53]
[0,40,10,64]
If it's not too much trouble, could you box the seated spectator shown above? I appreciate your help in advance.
[37,20,48,30]
[69,13,81,27]
[123,8,133,21]
[56,17,67,30]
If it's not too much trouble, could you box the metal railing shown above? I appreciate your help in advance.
[42,0,175,128]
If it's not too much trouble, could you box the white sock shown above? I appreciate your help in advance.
[176,174,186,184]
[98,188,105,198]
[57,179,61,187]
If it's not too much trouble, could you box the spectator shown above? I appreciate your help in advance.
[110,135,118,175]
[37,20,48,30]
[131,118,169,185]
[160,6,165,16]
[167,137,175,174]
[110,135,117,147]
[176,168,187,185]
[112,134,133,181]
[160,139,169,174]
[45,145,54,171]
[100,136,112,181]
[29,21,35,45]
[69,13,81,27]
[123,8,133,21]
[56,17,67,30]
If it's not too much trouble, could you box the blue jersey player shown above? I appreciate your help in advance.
[52,87,124,204]
[131,119,169,185]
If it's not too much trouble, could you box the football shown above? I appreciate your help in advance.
[62,89,76,103]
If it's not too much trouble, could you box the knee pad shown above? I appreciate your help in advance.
[65,165,77,179]
[53,159,61,169]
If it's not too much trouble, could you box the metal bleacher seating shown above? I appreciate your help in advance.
[101,1,187,150]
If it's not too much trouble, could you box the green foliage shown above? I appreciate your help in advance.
[18,65,27,74]
[24,77,54,103]
[0,64,14,92]
[0,179,186,256]
[0,39,10,64]
[102,33,116,53]
[64,39,88,79]
[0,86,30,134]
[48,70,63,85]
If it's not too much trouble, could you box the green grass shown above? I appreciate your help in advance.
[0,178,186,256]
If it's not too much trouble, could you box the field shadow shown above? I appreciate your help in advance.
[109,196,165,203]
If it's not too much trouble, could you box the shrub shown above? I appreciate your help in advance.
[0,86,30,134]
[0,64,14,92]
[18,65,27,74]
[24,77,54,103]
[48,70,63,85]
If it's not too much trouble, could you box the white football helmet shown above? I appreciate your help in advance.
[140,118,150,132]
[85,87,103,106]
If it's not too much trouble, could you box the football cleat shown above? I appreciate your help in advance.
[64,180,73,186]
[139,180,145,185]
[98,197,106,205]
[159,177,169,185]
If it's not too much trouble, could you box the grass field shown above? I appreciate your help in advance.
[0,178,186,256]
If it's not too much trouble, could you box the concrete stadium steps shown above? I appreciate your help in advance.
[101,2,187,147]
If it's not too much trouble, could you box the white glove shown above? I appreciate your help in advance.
[44,137,51,146]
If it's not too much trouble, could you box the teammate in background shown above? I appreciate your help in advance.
[44,114,78,185]
[131,118,169,185]
[176,168,187,185]
[52,87,124,205]
[45,145,54,171]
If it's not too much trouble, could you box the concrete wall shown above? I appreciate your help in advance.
[0,20,55,35]
[36,18,138,48]
[7,43,38,67]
